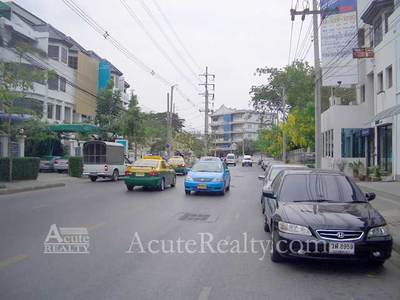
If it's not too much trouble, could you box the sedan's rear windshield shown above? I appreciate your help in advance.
[192,162,223,172]
[280,174,366,203]
[226,154,235,159]
[133,160,159,168]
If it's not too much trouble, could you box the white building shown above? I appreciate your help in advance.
[321,0,400,179]
[210,105,273,155]
[0,1,132,123]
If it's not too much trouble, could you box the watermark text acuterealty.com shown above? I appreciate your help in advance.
[126,232,271,260]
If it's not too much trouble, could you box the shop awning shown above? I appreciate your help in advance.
[47,124,99,133]
[366,104,400,124]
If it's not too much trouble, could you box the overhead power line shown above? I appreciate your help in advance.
[151,0,202,72]
[62,0,202,113]
[136,0,199,80]
[119,0,201,93]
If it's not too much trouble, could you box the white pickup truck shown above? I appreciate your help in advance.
[82,141,131,182]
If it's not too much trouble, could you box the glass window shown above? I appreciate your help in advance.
[60,77,66,92]
[55,105,61,120]
[133,160,159,168]
[48,75,58,90]
[341,129,365,158]
[48,45,59,60]
[360,85,366,103]
[279,174,366,203]
[386,66,393,89]
[192,162,223,172]
[68,56,78,69]
[47,103,53,119]
[377,72,384,92]
[61,47,68,64]
[373,17,383,46]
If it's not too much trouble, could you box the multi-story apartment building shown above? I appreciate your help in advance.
[0,1,132,124]
[321,0,400,180]
[210,105,273,155]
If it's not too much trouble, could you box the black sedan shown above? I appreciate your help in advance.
[262,169,392,264]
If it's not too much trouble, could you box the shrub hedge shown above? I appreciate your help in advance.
[69,156,83,178]
[0,157,40,181]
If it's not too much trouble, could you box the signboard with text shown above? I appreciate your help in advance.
[320,0,358,86]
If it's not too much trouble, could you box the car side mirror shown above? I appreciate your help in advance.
[258,175,265,181]
[365,192,376,201]
[263,189,276,199]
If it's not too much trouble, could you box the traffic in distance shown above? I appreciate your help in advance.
[79,143,393,265]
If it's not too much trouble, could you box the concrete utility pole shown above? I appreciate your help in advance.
[282,88,287,162]
[312,0,322,169]
[167,85,177,158]
[167,92,171,157]
[290,0,327,168]
[199,67,215,155]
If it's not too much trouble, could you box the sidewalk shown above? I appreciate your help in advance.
[358,181,400,254]
[0,173,85,195]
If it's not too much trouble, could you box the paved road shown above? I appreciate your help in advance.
[0,166,399,300]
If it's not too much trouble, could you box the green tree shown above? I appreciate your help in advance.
[121,93,145,160]
[282,102,315,150]
[95,80,123,139]
[250,61,314,114]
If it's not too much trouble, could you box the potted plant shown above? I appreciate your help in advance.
[335,159,347,172]
[348,160,363,179]
[369,166,382,182]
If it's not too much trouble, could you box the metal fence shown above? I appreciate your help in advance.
[287,148,315,164]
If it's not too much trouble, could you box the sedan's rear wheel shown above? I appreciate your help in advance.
[90,176,97,182]
[171,176,176,187]
[185,190,190,195]
[159,178,165,191]
[127,185,134,191]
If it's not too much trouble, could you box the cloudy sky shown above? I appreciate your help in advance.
[18,0,313,131]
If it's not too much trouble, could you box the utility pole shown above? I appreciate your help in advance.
[312,0,322,169]
[282,88,287,162]
[199,67,215,155]
[167,92,171,158]
[290,0,329,168]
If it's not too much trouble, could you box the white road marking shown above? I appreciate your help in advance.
[198,286,212,300]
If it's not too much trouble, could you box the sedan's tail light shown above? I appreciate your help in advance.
[104,165,108,172]
[148,171,159,176]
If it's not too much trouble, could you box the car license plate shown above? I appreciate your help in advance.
[329,242,355,255]
[135,173,144,177]
[197,184,207,190]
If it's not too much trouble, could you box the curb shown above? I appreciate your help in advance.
[0,183,66,195]
[359,186,400,255]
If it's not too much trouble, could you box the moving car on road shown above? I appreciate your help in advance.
[184,160,230,195]
[263,169,392,264]
[242,155,253,167]
[125,156,176,191]
[225,153,237,166]
[168,156,187,175]
[83,141,131,182]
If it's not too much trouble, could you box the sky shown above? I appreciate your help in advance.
[17,0,314,132]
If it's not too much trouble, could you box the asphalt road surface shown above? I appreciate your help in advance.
[0,166,399,300]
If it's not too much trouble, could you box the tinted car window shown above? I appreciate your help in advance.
[192,162,223,172]
[279,174,366,203]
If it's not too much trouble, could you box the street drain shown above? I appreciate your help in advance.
[179,213,210,221]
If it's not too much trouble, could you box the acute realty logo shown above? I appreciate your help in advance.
[44,224,90,254]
